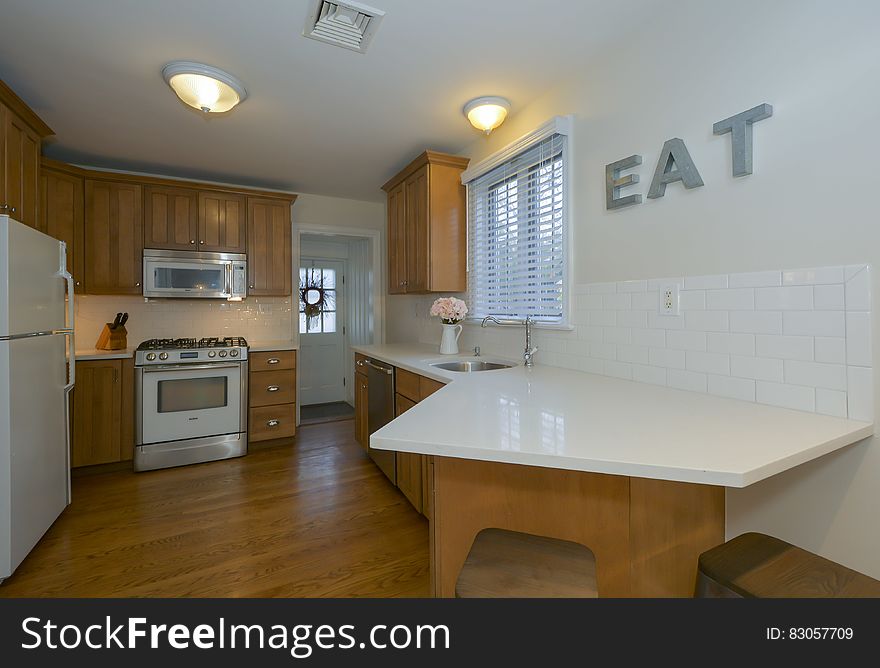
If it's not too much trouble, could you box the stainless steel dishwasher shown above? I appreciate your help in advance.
[365,357,396,485]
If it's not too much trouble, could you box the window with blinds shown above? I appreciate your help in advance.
[467,133,567,323]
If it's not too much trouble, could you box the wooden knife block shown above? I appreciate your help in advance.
[95,323,127,350]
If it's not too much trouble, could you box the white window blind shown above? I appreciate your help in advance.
[467,133,567,322]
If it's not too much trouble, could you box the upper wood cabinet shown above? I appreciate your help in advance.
[199,191,246,253]
[40,164,85,291]
[247,197,291,296]
[84,179,144,294]
[382,151,469,295]
[0,80,53,229]
[144,186,199,250]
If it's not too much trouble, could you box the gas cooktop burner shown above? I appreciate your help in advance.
[137,336,249,351]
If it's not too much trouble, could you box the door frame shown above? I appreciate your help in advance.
[293,224,385,422]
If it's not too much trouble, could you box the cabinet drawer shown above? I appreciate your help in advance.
[396,368,420,402]
[250,369,296,407]
[249,404,296,442]
[250,350,296,372]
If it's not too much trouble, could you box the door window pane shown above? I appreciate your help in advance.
[300,264,338,334]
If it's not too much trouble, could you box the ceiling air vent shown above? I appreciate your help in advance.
[303,0,386,54]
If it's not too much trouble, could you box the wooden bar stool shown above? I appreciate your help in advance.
[455,528,598,598]
[697,532,880,598]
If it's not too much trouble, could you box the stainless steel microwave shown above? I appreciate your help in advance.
[143,249,247,299]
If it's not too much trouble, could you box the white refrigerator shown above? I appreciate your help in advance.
[0,215,74,582]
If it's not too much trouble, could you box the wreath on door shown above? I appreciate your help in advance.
[300,270,328,321]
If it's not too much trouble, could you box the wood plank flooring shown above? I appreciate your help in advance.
[0,420,429,597]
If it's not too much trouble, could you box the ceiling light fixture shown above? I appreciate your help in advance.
[463,96,510,134]
[162,61,247,113]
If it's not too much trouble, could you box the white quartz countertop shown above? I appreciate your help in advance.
[75,348,134,360]
[354,344,874,488]
[249,339,298,352]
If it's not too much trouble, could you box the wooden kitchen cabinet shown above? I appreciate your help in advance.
[71,358,134,467]
[199,191,246,253]
[144,185,199,250]
[394,393,423,513]
[248,350,297,444]
[0,80,53,229]
[247,196,292,296]
[355,354,369,450]
[381,151,469,294]
[39,163,85,292]
[84,179,143,294]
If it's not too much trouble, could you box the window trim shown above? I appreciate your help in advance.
[463,116,573,327]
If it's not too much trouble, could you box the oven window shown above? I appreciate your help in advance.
[153,267,224,291]
[158,377,228,413]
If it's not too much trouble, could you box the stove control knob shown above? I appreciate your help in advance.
[229,349,239,357]
[146,353,156,361]
[218,350,228,358]
[208,351,216,358]
[159,352,169,361]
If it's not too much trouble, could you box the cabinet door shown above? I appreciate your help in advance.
[1,102,40,228]
[394,393,423,513]
[355,372,370,450]
[199,191,246,252]
[247,197,291,296]
[71,360,122,467]
[404,166,429,293]
[84,179,143,294]
[40,167,85,292]
[386,181,407,294]
[144,186,199,250]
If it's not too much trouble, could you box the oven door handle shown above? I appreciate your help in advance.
[141,363,241,373]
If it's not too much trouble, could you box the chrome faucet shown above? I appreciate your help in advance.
[480,315,538,367]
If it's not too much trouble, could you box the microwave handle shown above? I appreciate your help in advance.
[225,262,233,297]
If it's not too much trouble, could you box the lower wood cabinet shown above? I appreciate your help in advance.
[355,356,369,450]
[71,358,133,467]
[248,350,297,443]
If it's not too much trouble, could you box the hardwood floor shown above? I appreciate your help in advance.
[0,420,430,597]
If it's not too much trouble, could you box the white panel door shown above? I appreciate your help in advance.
[299,259,346,405]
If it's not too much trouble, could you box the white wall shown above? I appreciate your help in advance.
[385,0,880,576]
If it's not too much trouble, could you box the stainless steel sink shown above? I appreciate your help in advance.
[430,360,514,372]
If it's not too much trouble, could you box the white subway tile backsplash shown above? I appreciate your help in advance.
[685,311,729,332]
[707,288,754,311]
[707,332,755,356]
[813,284,845,311]
[845,266,871,311]
[617,280,647,293]
[632,328,666,348]
[783,266,844,286]
[731,355,784,382]
[845,312,872,366]
[816,389,848,418]
[603,293,632,310]
[783,311,845,337]
[591,342,617,360]
[667,330,707,351]
[590,311,617,327]
[579,326,605,343]
[756,382,816,412]
[783,360,847,391]
[730,311,783,334]
[667,369,708,393]
[754,334,814,361]
[728,270,782,288]
[679,290,706,310]
[604,360,633,380]
[617,344,651,364]
[708,374,756,402]
[686,350,730,375]
[604,327,632,345]
[617,310,648,328]
[755,286,813,311]
[847,366,873,422]
[814,337,846,364]
[647,277,683,290]
[631,292,657,310]
[684,274,728,290]
[649,347,686,369]
[589,282,618,294]
[577,294,604,310]
[633,364,667,386]
[647,312,685,330]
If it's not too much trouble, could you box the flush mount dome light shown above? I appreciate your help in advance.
[463,96,510,134]
[162,61,247,113]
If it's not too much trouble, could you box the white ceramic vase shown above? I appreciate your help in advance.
[439,323,463,355]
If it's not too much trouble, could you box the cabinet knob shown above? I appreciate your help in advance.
[75,281,81,286]
[266,419,280,427]
[136,282,141,287]
[249,285,255,289]
[200,240,205,245]
[0,204,7,210]
[190,240,195,244]
[267,385,280,392]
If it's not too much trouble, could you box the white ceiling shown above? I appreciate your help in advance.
[0,0,663,202]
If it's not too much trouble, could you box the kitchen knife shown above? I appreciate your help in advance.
[119,313,129,328]
[111,313,122,330]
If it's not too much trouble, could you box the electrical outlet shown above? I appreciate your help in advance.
[659,283,680,316]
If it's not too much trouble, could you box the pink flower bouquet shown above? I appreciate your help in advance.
[430,297,468,324]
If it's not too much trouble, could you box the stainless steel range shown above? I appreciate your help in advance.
[134,337,249,472]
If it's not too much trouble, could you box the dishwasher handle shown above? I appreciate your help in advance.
[362,358,393,375]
